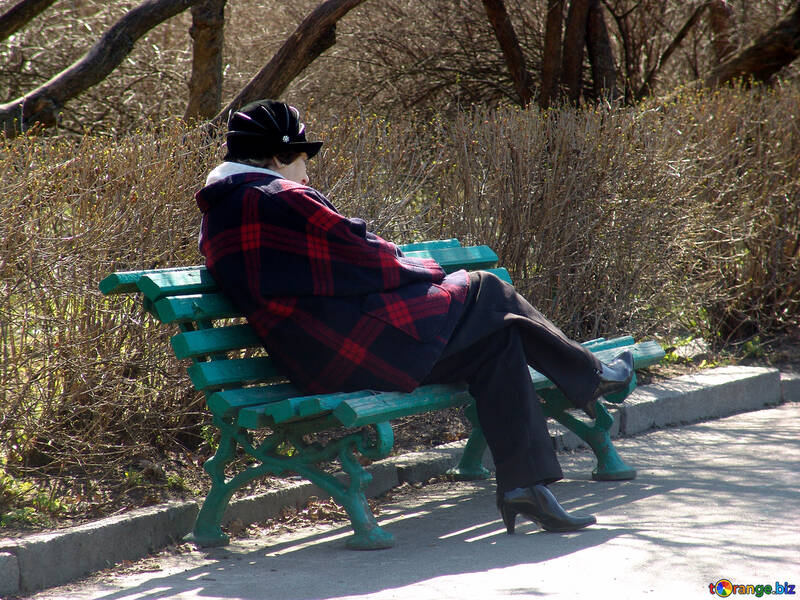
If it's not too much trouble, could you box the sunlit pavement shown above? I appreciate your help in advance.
[31,404,799,600]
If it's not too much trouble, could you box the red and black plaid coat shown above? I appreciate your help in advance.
[196,170,469,394]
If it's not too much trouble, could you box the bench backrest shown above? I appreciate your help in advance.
[100,240,511,423]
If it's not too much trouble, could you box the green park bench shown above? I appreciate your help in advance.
[100,238,664,550]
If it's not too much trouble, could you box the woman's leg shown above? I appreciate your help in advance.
[423,325,561,494]
[440,271,602,412]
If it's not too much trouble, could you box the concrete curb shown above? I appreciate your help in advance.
[0,365,790,597]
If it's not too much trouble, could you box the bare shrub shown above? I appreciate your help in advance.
[434,103,691,339]
[0,119,219,515]
[1,82,799,522]
[659,83,800,347]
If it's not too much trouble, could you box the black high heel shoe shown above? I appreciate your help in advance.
[582,350,635,419]
[496,485,596,533]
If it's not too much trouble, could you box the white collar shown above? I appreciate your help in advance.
[205,161,284,186]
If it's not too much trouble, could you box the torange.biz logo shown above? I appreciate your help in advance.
[709,580,796,597]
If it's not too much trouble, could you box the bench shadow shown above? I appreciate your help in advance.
[65,409,800,600]
[77,478,665,600]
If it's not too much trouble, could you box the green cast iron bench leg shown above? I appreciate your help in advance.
[187,420,397,549]
[447,404,491,480]
[540,390,637,481]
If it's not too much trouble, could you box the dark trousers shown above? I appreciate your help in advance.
[421,271,602,494]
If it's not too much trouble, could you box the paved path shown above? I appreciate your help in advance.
[30,404,799,600]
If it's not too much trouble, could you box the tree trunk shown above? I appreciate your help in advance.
[481,0,533,107]
[539,0,563,109]
[0,0,201,136]
[561,0,592,103]
[0,0,57,42]
[707,0,736,65]
[704,1,800,88]
[184,0,226,122]
[585,0,619,103]
[212,0,367,127]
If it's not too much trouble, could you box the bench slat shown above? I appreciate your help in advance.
[99,266,205,296]
[333,384,472,428]
[206,383,301,420]
[187,356,285,391]
[296,391,382,418]
[137,269,219,302]
[153,293,238,323]
[231,337,659,425]
[100,240,461,296]
[485,267,512,284]
[404,245,498,273]
[583,336,635,351]
[397,239,461,252]
[171,324,262,359]
[156,271,510,325]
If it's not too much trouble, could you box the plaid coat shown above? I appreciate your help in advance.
[196,169,469,394]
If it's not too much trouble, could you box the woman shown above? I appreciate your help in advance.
[196,99,634,534]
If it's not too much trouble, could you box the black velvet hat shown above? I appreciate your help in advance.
[225,100,323,161]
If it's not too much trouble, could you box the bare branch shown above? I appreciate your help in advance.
[212,0,368,127]
[704,1,800,88]
[0,0,57,42]
[0,0,202,136]
[637,2,708,100]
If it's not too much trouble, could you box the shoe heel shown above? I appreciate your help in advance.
[500,503,517,534]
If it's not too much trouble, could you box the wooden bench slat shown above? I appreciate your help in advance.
[296,391,382,418]
[138,269,219,302]
[100,239,461,296]
[333,384,472,428]
[187,356,285,391]
[485,267,512,284]
[397,239,461,252]
[99,266,205,296]
[206,383,301,420]
[583,336,635,351]
[157,271,510,325]
[153,293,239,323]
[171,324,262,359]
[404,245,498,273]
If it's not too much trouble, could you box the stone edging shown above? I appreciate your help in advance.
[1,366,797,597]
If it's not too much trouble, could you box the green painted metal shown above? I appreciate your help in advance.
[447,403,490,480]
[540,390,637,481]
[186,416,396,549]
[403,245,498,273]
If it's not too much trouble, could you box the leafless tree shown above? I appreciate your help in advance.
[184,0,227,121]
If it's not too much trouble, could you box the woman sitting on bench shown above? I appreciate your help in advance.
[195,99,634,534]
